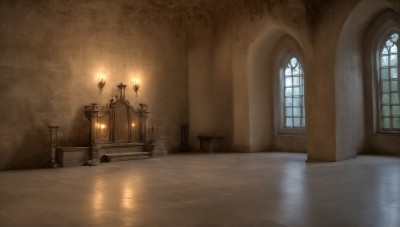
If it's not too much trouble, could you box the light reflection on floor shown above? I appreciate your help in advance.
[0,152,399,226]
[91,175,143,225]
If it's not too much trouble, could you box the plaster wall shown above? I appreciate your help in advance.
[187,20,234,151]
[247,23,279,152]
[306,0,362,162]
[334,0,393,160]
[232,23,251,152]
[0,0,188,169]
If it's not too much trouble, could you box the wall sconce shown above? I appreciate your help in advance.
[98,78,106,89]
[98,73,106,89]
[133,80,140,96]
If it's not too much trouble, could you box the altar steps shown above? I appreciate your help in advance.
[103,151,152,162]
[99,143,153,163]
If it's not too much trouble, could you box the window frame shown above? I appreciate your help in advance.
[376,29,400,133]
[272,35,307,136]
[280,55,306,130]
[275,53,306,135]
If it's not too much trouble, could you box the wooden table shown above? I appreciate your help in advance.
[197,134,222,153]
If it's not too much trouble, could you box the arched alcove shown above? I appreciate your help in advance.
[247,25,309,152]
[362,9,400,155]
[335,0,397,159]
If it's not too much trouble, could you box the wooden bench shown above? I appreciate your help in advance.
[197,134,223,153]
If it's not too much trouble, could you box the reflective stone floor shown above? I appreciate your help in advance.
[0,152,399,227]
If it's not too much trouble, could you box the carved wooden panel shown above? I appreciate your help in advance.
[96,113,110,143]
[85,83,150,147]
[114,102,129,142]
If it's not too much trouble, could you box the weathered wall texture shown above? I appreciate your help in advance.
[188,0,400,160]
[0,0,188,169]
[188,22,234,151]
[335,0,391,160]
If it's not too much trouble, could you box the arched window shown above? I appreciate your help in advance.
[282,56,305,128]
[378,32,400,131]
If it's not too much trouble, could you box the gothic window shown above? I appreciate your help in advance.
[378,32,400,131]
[283,57,305,128]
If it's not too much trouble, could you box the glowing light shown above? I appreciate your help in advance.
[98,72,106,82]
[132,79,141,96]
[122,182,134,210]
[92,178,105,221]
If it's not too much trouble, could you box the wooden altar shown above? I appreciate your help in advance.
[85,83,154,163]
[56,83,154,167]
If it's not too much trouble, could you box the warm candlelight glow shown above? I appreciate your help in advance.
[97,72,106,88]
[98,72,106,81]
[132,78,141,96]
[131,123,136,127]
[131,78,140,85]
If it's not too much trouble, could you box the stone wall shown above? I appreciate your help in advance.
[0,0,188,169]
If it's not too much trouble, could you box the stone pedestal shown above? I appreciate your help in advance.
[154,136,168,156]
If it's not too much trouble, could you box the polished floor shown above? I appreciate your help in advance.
[0,152,399,227]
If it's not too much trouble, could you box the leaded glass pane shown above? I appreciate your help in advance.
[286,118,293,127]
[285,98,292,106]
[381,68,389,79]
[392,93,399,104]
[382,106,390,116]
[391,81,398,92]
[382,55,389,66]
[391,33,399,42]
[383,118,390,128]
[290,58,298,67]
[379,32,400,131]
[293,66,300,75]
[393,118,400,128]
[382,94,390,104]
[283,56,305,129]
[293,108,301,117]
[390,68,398,79]
[391,45,398,53]
[293,97,300,107]
[285,67,291,76]
[293,77,300,85]
[285,88,292,97]
[392,106,400,116]
[382,81,390,92]
[390,55,397,66]
[293,87,300,96]
[285,78,292,86]
[286,108,292,117]
[293,118,300,127]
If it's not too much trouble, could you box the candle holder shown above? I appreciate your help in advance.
[98,78,106,89]
[133,81,140,96]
